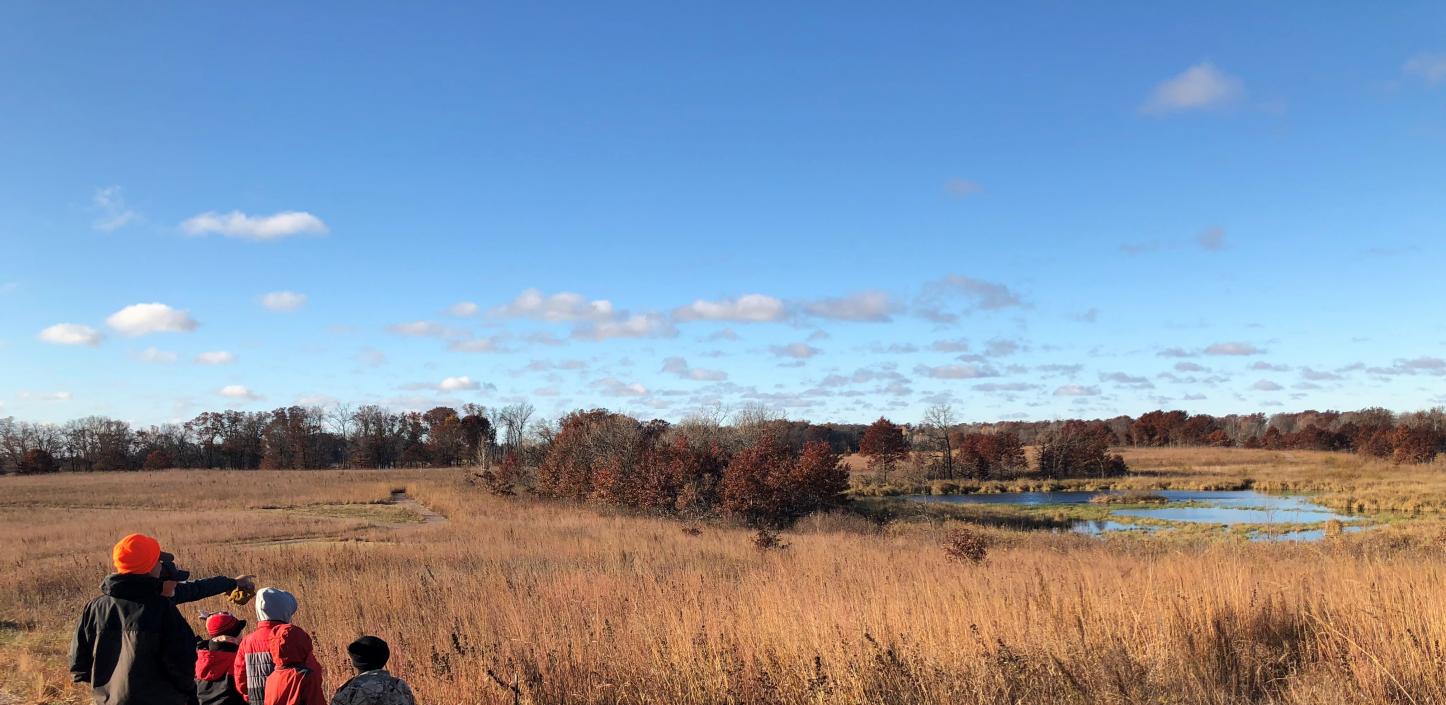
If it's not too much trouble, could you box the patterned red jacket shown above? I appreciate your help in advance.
[234,622,323,705]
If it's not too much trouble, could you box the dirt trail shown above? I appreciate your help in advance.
[390,490,448,525]
[235,491,447,547]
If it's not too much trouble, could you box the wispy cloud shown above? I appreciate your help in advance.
[38,323,103,346]
[447,301,480,317]
[673,294,787,323]
[1404,53,1446,85]
[770,342,821,359]
[491,288,615,322]
[1141,62,1244,115]
[181,210,328,241]
[945,179,983,198]
[914,363,999,380]
[260,291,307,311]
[195,351,237,365]
[803,291,898,322]
[662,357,728,381]
[92,186,139,231]
[916,275,1024,323]
[1204,342,1264,356]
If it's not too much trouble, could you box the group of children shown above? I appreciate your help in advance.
[194,587,415,705]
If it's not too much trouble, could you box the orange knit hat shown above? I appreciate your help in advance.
[112,534,162,575]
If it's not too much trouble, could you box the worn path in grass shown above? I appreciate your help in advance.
[233,490,448,547]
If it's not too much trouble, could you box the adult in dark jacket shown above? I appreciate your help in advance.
[70,534,256,705]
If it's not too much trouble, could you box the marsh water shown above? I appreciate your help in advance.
[907,489,1362,541]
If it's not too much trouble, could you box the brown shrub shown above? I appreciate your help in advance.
[942,527,989,564]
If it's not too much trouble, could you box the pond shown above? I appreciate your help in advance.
[906,489,1364,541]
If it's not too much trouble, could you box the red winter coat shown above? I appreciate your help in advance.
[236,622,323,705]
[195,639,245,705]
[262,625,324,705]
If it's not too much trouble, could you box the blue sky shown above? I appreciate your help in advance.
[2,2,1444,426]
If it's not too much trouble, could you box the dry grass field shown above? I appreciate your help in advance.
[5,450,1446,704]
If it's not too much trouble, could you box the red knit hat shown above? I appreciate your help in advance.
[206,612,244,637]
[112,534,162,575]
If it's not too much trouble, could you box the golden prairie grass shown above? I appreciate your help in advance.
[4,461,1446,704]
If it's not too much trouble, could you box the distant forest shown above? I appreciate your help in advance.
[1,404,1443,475]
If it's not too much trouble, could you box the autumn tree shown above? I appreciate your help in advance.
[1036,421,1126,479]
[859,417,908,481]
[423,406,465,466]
[720,434,847,528]
[18,448,58,474]
[957,431,1028,480]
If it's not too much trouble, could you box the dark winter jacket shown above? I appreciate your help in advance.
[69,574,203,705]
[196,638,246,705]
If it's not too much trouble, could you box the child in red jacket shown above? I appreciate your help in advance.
[263,624,325,705]
[237,588,323,705]
[195,612,247,705]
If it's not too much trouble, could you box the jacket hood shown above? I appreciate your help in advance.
[100,572,162,601]
[195,646,236,681]
[254,587,298,622]
[269,624,314,667]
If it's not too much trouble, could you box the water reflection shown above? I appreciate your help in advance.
[906,489,1363,541]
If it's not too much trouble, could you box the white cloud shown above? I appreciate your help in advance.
[1251,379,1284,391]
[662,357,728,381]
[106,303,198,336]
[1204,342,1264,356]
[138,347,177,364]
[673,294,787,322]
[19,390,72,402]
[769,342,821,359]
[1404,53,1446,85]
[1053,384,1101,397]
[438,376,481,391]
[914,363,999,379]
[218,385,260,400]
[387,320,453,337]
[803,291,898,322]
[572,313,676,341]
[296,393,339,407]
[92,186,139,232]
[448,301,480,317]
[260,291,307,311]
[1249,361,1289,372]
[38,323,103,346]
[181,210,328,241]
[595,377,649,397]
[447,337,506,353]
[195,350,237,365]
[492,288,616,322]
[975,382,1038,392]
[1142,62,1244,115]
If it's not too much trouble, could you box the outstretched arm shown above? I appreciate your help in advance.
[173,574,253,604]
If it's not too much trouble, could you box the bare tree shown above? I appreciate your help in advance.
[497,402,535,453]
[922,404,957,479]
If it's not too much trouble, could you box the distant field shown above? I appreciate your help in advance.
[5,453,1446,704]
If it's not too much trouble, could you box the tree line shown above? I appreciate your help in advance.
[1,403,1442,476]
